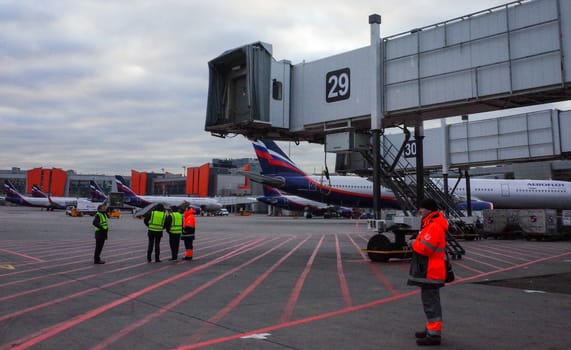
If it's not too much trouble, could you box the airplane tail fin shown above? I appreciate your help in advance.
[114,176,137,198]
[253,139,304,176]
[4,180,23,199]
[89,180,108,202]
[31,184,48,198]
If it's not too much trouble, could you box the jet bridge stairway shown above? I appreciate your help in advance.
[359,130,466,262]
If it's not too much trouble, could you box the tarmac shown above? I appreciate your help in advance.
[0,205,570,350]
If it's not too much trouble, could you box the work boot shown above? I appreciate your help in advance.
[415,330,427,339]
[94,260,105,264]
[416,335,441,346]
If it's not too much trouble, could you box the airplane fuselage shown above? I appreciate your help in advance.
[442,178,571,210]
[277,173,401,209]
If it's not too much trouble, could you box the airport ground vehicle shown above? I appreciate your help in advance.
[66,199,99,217]
[216,208,229,216]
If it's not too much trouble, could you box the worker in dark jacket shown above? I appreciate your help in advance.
[92,204,109,264]
[165,207,184,260]
[408,198,448,346]
[144,204,166,263]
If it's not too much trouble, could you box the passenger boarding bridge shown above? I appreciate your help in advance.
[203,0,571,260]
[206,0,570,140]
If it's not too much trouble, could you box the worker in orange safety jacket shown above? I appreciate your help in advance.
[181,207,196,260]
[407,197,448,346]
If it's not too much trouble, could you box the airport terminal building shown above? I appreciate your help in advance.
[0,158,263,203]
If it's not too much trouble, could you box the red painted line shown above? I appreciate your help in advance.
[345,233,372,261]
[469,245,529,262]
[189,235,312,343]
[0,246,138,275]
[3,237,275,349]
[0,237,260,322]
[175,250,571,350]
[497,243,557,257]
[0,261,174,325]
[451,261,485,274]
[177,289,420,350]
[447,250,571,286]
[462,255,504,270]
[0,262,151,302]
[369,263,401,297]
[346,232,407,296]
[464,249,524,265]
[476,242,545,259]
[0,234,247,278]
[279,235,324,324]
[0,254,144,289]
[0,248,45,262]
[335,234,352,307]
[1,238,262,321]
[90,236,287,350]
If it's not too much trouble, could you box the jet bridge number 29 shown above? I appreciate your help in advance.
[326,68,350,103]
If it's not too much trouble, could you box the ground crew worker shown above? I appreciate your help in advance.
[408,197,448,346]
[144,203,166,263]
[92,204,109,264]
[165,207,184,260]
[181,207,196,260]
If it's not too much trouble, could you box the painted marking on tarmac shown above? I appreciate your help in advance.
[524,290,546,294]
[0,248,45,262]
[0,264,15,270]
[240,333,271,340]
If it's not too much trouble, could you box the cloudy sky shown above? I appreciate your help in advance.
[2,0,569,176]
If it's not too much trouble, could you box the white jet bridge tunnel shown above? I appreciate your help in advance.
[205,0,570,142]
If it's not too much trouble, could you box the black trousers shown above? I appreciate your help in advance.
[94,238,105,262]
[147,231,163,260]
[182,237,194,250]
[168,233,181,259]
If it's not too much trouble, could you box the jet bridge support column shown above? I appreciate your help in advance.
[441,119,449,214]
[415,124,425,204]
[465,170,472,217]
[369,14,382,220]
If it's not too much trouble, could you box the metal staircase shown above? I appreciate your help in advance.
[360,130,466,258]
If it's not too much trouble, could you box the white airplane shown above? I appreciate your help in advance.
[3,180,60,210]
[247,139,571,210]
[31,184,78,209]
[433,178,571,210]
[114,176,222,212]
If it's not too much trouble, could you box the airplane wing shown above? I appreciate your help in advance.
[215,196,258,206]
[237,170,285,187]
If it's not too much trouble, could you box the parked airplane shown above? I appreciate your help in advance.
[89,180,109,202]
[434,178,571,210]
[257,185,352,218]
[3,180,60,210]
[114,176,222,212]
[246,139,571,211]
[31,184,78,209]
